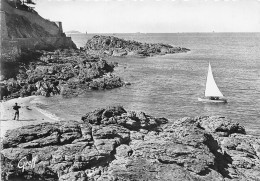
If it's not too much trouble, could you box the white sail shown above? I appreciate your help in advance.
[204,63,224,97]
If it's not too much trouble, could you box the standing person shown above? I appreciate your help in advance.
[13,103,21,120]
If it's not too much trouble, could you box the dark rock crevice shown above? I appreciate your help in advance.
[157,158,185,166]
[203,133,233,178]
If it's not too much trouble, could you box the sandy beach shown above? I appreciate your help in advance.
[0,96,60,138]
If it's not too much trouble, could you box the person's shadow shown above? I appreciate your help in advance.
[0,119,37,121]
[15,119,37,121]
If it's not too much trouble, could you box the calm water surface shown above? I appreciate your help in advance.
[40,33,260,135]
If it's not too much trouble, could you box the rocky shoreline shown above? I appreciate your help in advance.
[84,35,190,57]
[1,106,260,181]
[1,35,190,101]
[1,49,125,100]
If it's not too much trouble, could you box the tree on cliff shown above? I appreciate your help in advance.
[22,0,35,5]
[7,0,35,10]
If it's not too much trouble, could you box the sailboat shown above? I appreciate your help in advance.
[198,62,227,103]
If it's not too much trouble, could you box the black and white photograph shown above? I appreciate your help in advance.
[0,0,260,180]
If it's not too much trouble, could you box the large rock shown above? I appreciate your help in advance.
[197,116,246,136]
[81,106,166,131]
[1,106,259,181]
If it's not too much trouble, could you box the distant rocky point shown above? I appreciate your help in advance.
[1,106,259,181]
[84,35,190,57]
[65,30,83,34]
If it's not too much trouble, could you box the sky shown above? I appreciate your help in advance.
[35,0,260,33]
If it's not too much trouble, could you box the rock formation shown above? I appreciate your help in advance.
[84,35,190,57]
[1,106,259,181]
[0,49,124,99]
[1,0,79,90]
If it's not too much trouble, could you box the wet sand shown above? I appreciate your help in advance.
[0,96,60,138]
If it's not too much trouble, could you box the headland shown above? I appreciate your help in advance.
[84,35,190,57]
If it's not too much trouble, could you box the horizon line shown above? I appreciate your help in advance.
[66,31,260,34]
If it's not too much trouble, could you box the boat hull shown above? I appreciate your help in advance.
[198,98,227,103]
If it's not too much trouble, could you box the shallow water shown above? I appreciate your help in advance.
[41,33,260,135]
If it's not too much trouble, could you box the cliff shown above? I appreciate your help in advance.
[0,0,79,88]
[84,35,190,57]
[0,0,77,62]
[1,106,259,181]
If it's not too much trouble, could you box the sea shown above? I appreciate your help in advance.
[37,33,260,136]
